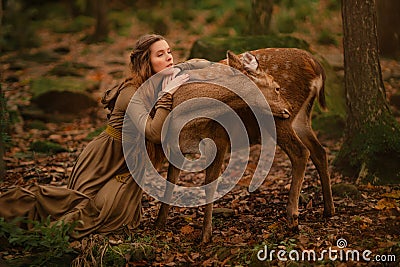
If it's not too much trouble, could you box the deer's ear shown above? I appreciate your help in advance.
[226,50,243,70]
[242,52,258,72]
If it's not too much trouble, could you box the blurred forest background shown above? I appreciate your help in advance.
[0,0,400,266]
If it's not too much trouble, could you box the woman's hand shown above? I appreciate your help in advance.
[161,67,189,95]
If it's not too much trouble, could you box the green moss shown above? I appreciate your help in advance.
[26,120,48,130]
[30,77,96,97]
[317,29,338,46]
[331,183,361,199]
[108,10,134,37]
[49,15,95,34]
[17,51,60,64]
[312,114,345,139]
[335,115,400,184]
[47,62,95,77]
[189,35,309,62]
[30,140,67,154]
[85,126,106,141]
[276,10,297,33]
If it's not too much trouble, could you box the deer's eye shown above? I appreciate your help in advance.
[275,87,280,93]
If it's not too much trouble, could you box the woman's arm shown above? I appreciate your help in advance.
[144,93,173,143]
[175,58,213,71]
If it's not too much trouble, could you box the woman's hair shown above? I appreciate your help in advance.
[130,34,168,168]
[129,34,166,85]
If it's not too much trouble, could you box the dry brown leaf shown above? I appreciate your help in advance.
[382,190,400,199]
[180,225,194,235]
[375,198,398,210]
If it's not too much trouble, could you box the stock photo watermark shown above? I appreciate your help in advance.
[256,238,397,263]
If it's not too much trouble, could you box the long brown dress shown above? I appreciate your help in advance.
[0,59,211,238]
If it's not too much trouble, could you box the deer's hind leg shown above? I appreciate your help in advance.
[293,111,335,217]
[202,132,229,243]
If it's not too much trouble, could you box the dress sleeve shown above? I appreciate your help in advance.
[176,58,213,71]
[144,93,173,144]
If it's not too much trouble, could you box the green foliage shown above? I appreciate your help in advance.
[47,62,95,77]
[275,10,297,33]
[109,10,134,37]
[30,77,96,98]
[189,35,309,62]
[335,114,400,184]
[73,234,156,266]
[171,9,194,23]
[0,86,9,146]
[312,114,345,139]
[317,29,338,46]
[30,140,68,154]
[326,0,341,11]
[0,217,79,265]
[85,126,106,141]
[0,0,40,51]
[135,10,169,35]
[51,15,96,34]
[103,243,155,266]
[12,51,60,64]
[26,120,48,130]
[273,0,318,33]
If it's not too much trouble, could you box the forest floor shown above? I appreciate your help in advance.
[1,3,400,266]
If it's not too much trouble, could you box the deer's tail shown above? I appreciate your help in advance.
[313,57,327,111]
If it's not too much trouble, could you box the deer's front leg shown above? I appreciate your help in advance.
[155,163,181,228]
[277,122,309,229]
[202,137,227,243]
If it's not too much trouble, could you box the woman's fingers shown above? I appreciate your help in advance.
[162,74,189,95]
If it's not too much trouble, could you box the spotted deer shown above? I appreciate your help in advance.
[155,49,335,243]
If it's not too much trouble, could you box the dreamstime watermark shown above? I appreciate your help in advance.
[122,62,277,207]
[257,238,397,263]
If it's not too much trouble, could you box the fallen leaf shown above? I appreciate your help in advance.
[180,225,194,235]
[374,198,398,210]
[382,191,400,199]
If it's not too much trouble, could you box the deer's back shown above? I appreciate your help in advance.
[252,48,324,114]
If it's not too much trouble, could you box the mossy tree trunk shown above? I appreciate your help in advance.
[335,0,400,184]
[248,0,274,35]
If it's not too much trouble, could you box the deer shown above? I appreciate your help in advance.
[153,49,335,243]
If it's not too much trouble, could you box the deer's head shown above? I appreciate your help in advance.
[226,50,291,119]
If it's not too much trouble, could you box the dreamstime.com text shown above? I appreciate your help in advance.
[257,238,397,263]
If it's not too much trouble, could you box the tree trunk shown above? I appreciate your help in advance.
[376,0,400,59]
[248,0,274,35]
[335,0,400,184]
[89,0,108,42]
[0,84,6,180]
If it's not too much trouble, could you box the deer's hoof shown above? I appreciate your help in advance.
[201,233,212,244]
[201,227,213,243]
[287,214,299,230]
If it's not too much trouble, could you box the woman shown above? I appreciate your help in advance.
[0,34,211,238]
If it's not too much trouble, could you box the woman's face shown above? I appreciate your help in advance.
[150,40,174,73]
